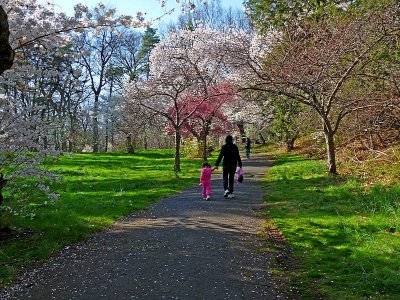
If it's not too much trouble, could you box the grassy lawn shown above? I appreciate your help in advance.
[0,150,202,287]
[263,152,400,299]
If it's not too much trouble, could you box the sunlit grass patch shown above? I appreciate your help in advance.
[264,153,400,299]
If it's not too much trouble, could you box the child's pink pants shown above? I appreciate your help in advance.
[202,182,212,197]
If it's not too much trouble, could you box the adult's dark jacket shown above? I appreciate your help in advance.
[215,142,242,168]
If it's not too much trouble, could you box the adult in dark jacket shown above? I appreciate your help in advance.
[215,135,242,198]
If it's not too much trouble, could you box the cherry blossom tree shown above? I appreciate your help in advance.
[126,27,234,171]
[0,92,60,226]
[0,1,75,225]
[217,4,400,174]
[128,76,208,172]
[171,82,237,159]
[260,8,399,174]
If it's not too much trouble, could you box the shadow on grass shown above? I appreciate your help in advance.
[54,152,204,177]
[59,150,176,160]
[268,153,321,167]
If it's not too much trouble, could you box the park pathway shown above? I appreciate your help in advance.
[1,154,282,299]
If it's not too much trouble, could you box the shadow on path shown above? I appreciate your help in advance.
[1,154,282,299]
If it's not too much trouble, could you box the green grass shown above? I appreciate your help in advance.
[264,152,400,299]
[0,150,202,287]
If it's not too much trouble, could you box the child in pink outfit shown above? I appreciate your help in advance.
[199,162,217,201]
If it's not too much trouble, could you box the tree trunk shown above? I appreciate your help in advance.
[324,130,337,175]
[126,134,134,154]
[93,94,100,153]
[111,123,115,151]
[286,132,298,152]
[104,118,109,152]
[174,131,181,172]
[286,138,295,152]
[40,108,48,149]
[236,121,245,138]
[144,133,148,150]
[202,134,207,160]
[0,5,14,75]
[0,173,7,207]
[69,116,78,152]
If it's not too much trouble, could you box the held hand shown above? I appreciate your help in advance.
[199,182,203,186]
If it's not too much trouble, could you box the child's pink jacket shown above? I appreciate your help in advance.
[200,166,217,184]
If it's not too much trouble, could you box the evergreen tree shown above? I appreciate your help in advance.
[137,27,160,78]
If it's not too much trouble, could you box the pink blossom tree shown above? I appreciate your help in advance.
[171,83,237,160]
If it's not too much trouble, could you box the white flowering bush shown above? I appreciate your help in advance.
[0,94,61,228]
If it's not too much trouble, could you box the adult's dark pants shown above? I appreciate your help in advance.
[223,165,236,194]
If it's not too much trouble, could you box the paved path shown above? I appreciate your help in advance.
[1,154,282,299]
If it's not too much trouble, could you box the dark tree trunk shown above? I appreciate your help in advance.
[40,108,48,149]
[0,173,7,207]
[111,122,115,151]
[126,134,134,154]
[174,131,181,172]
[202,134,207,160]
[286,138,295,152]
[0,6,14,75]
[93,94,100,153]
[105,134,108,152]
[236,121,245,138]
[104,118,109,152]
[324,130,337,175]
[43,135,48,150]
[286,132,298,152]
[69,116,78,152]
